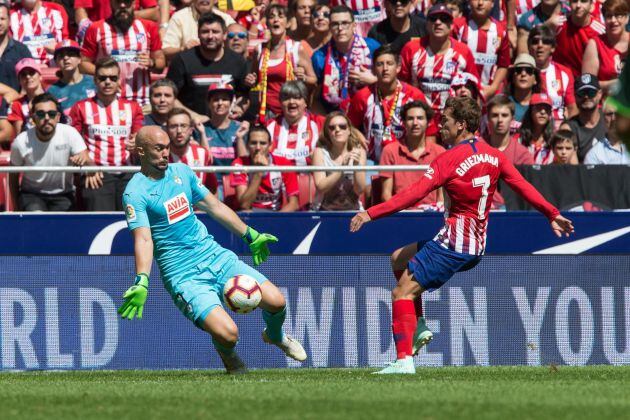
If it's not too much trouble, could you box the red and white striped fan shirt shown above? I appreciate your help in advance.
[10,4,65,63]
[69,97,144,166]
[400,38,479,113]
[553,18,606,78]
[330,0,385,24]
[267,114,323,166]
[7,96,32,130]
[516,0,540,20]
[347,81,427,161]
[81,18,161,105]
[452,17,510,87]
[169,142,217,187]
[539,61,576,121]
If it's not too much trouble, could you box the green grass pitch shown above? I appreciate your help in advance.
[1,366,629,420]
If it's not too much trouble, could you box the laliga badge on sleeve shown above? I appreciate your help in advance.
[125,204,136,222]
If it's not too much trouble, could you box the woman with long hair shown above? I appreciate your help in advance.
[519,93,555,164]
[305,4,331,54]
[311,111,366,210]
[506,54,542,133]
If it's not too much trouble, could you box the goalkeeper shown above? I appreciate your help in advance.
[118,125,307,373]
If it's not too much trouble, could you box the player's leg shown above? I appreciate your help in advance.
[200,306,248,374]
[391,242,433,355]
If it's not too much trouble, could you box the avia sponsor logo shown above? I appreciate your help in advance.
[164,193,191,224]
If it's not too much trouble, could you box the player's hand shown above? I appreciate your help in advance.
[242,226,278,266]
[118,274,149,320]
[551,215,574,238]
[350,211,371,233]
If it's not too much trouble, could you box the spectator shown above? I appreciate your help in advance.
[69,58,144,211]
[486,95,534,165]
[517,0,569,54]
[0,96,15,148]
[9,0,66,64]
[550,129,579,164]
[519,93,555,164]
[582,0,629,94]
[311,111,366,210]
[507,53,541,133]
[47,40,96,116]
[330,0,385,38]
[305,4,331,54]
[451,0,510,98]
[584,103,630,164]
[368,0,427,54]
[75,0,159,37]
[450,72,483,103]
[289,0,314,42]
[81,0,165,107]
[443,0,465,18]
[379,100,445,209]
[266,80,323,166]
[528,25,578,123]
[238,0,268,43]
[8,58,45,135]
[144,79,177,129]
[553,0,606,78]
[226,23,249,57]
[348,44,427,162]
[249,5,316,122]
[167,13,248,122]
[166,107,218,193]
[0,3,32,92]
[230,124,299,211]
[400,3,478,142]
[564,74,608,162]
[312,5,380,113]
[162,0,235,60]
[9,93,89,211]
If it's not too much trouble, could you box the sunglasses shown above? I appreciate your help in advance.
[428,14,453,24]
[577,89,598,98]
[312,10,330,19]
[227,31,247,39]
[329,123,348,131]
[514,66,535,75]
[97,75,119,82]
[530,37,553,46]
[33,110,59,119]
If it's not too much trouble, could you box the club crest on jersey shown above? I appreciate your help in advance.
[551,80,559,90]
[164,193,190,224]
[136,33,146,43]
[445,61,456,74]
[173,175,182,185]
[125,204,136,222]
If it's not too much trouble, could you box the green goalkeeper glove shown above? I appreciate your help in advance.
[242,226,278,266]
[118,273,149,320]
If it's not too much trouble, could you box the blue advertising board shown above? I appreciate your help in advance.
[1,211,629,255]
[0,255,628,370]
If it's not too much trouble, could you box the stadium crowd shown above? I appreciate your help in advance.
[0,0,628,211]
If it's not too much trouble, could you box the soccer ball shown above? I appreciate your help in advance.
[223,274,262,314]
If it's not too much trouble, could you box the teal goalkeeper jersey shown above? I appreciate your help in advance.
[123,163,219,282]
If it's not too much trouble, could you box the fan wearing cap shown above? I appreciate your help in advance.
[7,58,45,135]
[518,93,555,164]
[527,25,578,123]
[451,0,510,99]
[563,74,608,161]
[449,72,483,103]
[46,41,96,116]
[399,3,479,142]
[8,0,66,64]
[506,53,542,133]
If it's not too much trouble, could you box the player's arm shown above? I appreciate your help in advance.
[118,227,153,320]
[500,160,574,237]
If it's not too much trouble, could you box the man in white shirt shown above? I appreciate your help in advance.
[9,93,90,211]
[584,102,630,165]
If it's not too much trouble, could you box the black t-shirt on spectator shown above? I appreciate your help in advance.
[0,38,33,92]
[566,110,608,162]
[0,97,7,119]
[167,47,248,116]
[367,14,427,53]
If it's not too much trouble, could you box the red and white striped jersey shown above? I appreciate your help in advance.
[516,0,540,20]
[452,17,510,87]
[400,37,479,113]
[267,113,324,166]
[414,0,432,18]
[10,4,65,63]
[330,0,385,24]
[69,97,144,166]
[539,61,576,121]
[169,142,217,188]
[81,18,161,105]
[553,18,606,78]
[347,81,428,161]
[7,96,33,130]
[367,138,560,255]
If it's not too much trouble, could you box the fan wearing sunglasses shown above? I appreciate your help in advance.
[226,23,249,57]
[9,93,90,212]
[367,0,427,54]
[305,4,331,54]
[507,53,542,133]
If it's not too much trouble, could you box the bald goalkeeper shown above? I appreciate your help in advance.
[119,126,307,373]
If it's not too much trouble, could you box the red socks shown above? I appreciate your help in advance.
[392,299,417,359]
[394,270,424,318]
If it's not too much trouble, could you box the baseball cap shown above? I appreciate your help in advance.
[427,3,453,18]
[15,58,41,76]
[452,72,480,88]
[54,40,81,56]
[530,93,552,107]
[511,54,536,69]
[575,73,600,93]
[207,82,235,97]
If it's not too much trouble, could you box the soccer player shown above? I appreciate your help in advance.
[350,97,574,374]
[119,125,307,374]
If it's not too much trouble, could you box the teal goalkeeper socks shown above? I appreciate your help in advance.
[212,338,236,355]
[263,307,286,343]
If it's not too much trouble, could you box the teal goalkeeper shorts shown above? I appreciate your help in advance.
[168,246,269,329]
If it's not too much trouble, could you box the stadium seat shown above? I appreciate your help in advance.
[370,175,383,207]
[222,175,239,210]
[0,150,11,211]
[297,173,315,210]
[40,66,59,89]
